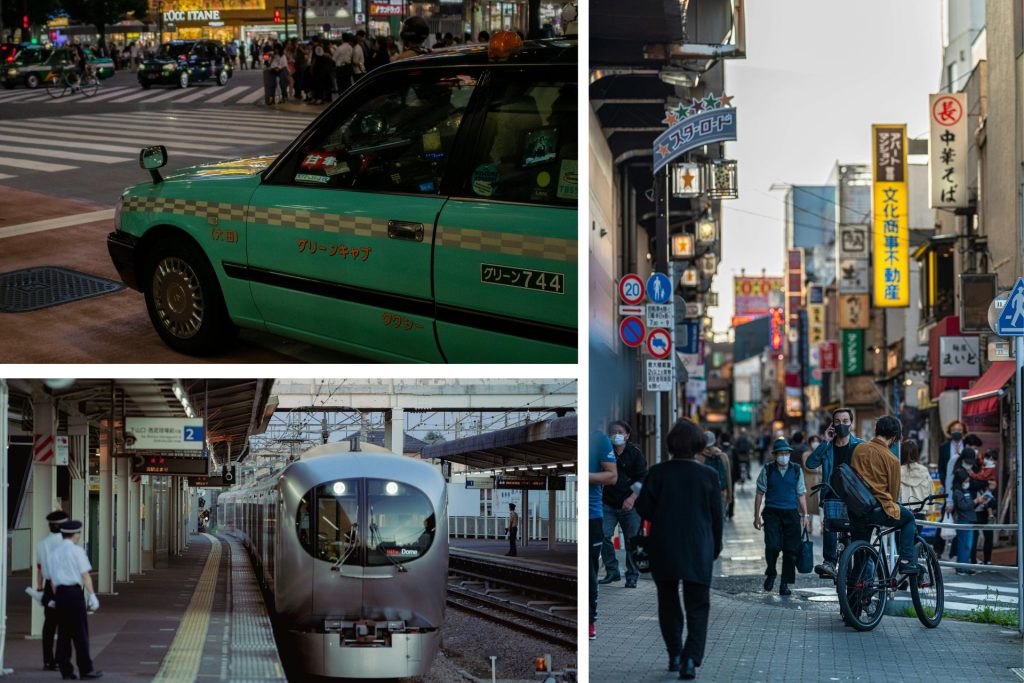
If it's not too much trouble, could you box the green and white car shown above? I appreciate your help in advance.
[107,39,577,363]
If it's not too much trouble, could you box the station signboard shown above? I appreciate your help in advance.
[495,475,563,490]
[124,417,205,451]
[465,477,495,490]
[188,475,226,487]
[131,454,210,476]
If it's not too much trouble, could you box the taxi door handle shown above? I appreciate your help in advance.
[388,220,424,242]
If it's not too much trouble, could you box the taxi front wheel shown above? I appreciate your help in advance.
[143,238,236,355]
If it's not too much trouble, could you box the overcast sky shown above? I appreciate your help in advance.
[713,1,944,331]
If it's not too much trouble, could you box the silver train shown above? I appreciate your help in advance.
[216,444,448,679]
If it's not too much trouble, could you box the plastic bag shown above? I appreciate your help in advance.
[939,510,956,541]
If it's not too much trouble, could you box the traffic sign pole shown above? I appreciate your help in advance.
[1017,334,1023,636]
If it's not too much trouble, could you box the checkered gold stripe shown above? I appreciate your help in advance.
[437,226,577,262]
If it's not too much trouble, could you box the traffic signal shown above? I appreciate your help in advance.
[223,465,237,485]
[273,10,281,23]
[22,15,29,29]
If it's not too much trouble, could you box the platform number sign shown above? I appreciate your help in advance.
[183,425,204,442]
[619,274,645,305]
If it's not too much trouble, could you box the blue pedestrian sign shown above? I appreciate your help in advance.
[647,273,672,304]
[996,277,1024,336]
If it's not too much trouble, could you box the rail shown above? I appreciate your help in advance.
[916,519,1018,574]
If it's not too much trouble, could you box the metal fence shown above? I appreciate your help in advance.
[916,519,1017,574]
[448,515,577,543]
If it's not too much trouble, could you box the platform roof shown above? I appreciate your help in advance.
[420,414,577,471]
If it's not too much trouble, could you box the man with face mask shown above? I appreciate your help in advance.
[805,408,864,578]
[598,420,647,588]
[753,438,809,596]
[850,415,920,575]
[940,421,967,504]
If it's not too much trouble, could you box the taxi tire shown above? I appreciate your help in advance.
[25,74,39,89]
[140,81,151,90]
[143,238,236,356]
[178,71,189,89]
[217,70,229,86]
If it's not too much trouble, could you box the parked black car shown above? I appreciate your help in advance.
[138,40,232,89]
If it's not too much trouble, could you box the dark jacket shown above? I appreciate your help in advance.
[805,435,865,496]
[951,486,977,524]
[635,458,723,585]
[602,442,647,508]
[937,440,955,481]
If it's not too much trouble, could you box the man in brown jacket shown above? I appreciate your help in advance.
[850,415,920,574]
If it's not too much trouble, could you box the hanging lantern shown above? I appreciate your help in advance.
[700,252,717,276]
[670,233,695,259]
[696,216,717,245]
[671,162,703,198]
[707,159,738,199]
[680,267,699,288]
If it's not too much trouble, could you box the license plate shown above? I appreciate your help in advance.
[480,263,564,294]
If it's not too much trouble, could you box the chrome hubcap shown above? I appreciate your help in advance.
[153,256,204,339]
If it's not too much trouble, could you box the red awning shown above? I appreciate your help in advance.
[962,361,1016,403]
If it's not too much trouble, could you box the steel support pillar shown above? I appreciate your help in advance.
[29,396,57,637]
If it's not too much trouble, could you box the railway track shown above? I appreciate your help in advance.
[446,550,577,648]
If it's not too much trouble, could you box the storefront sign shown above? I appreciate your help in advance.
[842,328,863,376]
[734,276,784,318]
[671,162,702,198]
[733,402,754,424]
[838,225,869,259]
[786,249,804,321]
[653,93,737,174]
[370,3,404,16]
[820,340,839,372]
[872,124,909,307]
[838,257,869,294]
[163,9,222,22]
[939,336,980,377]
[808,304,826,346]
[839,293,870,329]
[929,93,968,209]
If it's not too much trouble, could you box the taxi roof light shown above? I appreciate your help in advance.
[488,31,523,61]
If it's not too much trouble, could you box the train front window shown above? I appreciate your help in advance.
[314,480,359,563]
[365,479,435,566]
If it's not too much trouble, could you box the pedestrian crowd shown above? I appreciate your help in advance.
[589,408,1004,680]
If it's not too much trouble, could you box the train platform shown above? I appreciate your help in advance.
[3,533,283,682]
[450,538,577,572]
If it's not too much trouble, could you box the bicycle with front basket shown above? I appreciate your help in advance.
[813,484,945,631]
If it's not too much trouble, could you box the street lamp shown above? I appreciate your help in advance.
[696,215,717,246]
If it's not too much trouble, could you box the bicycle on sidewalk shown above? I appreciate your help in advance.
[813,483,946,631]
[46,64,100,98]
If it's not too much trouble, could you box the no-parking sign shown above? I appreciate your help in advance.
[619,316,646,348]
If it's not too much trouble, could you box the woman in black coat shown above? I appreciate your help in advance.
[636,419,723,680]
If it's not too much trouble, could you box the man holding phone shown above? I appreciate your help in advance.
[805,408,863,579]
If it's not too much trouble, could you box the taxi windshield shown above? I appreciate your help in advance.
[158,42,194,60]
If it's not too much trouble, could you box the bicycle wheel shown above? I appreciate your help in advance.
[81,76,99,97]
[46,75,66,99]
[909,538,943,628]
[837,540,887,631]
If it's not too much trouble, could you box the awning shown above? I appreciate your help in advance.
[963,362,1016,402]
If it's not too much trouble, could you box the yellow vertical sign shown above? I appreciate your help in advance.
[872,124,909,307]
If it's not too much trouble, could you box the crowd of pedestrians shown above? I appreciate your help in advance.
[589,407,1006,679]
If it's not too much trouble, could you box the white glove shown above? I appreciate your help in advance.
[87,593,99,611]
[24,587,43,605]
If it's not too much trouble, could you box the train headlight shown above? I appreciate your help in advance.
[332,481,346,496]
[385,481,399,495]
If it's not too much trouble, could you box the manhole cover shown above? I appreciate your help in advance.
[0,267,124,313]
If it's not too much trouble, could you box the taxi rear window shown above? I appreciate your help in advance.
[289,72,478,195]
[460,74,576,208]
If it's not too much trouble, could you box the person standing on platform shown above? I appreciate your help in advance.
[506,503,519,557]
[589,431,617,641]
[636,419,722,680]
[806,407,863,578]
[50,520,103,680]
[598,420,647,588]
[753,438,809,596]
[37,510,68,671]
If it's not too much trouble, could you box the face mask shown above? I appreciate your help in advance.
[835,424,851,438]
[775,455,790,466]
[809,441,820,450]
[610,434,626,447]
[961,482,970,490]
[951,431,963,442]
[984,459,996,468]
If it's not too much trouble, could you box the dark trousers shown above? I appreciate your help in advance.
[589,518,603,622]
[599,503,641,580]
[55,585,93,677]
[507,525,518,556]
[42,580,57,666]
[973,509,994,563]
[763,507,800,584]
[655,579,711,666]
[852,504,916,561]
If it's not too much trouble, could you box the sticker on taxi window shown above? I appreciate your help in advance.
[481,263,563,294]
[557,159,578,200]
[300,153,336,170]
[471,163,500,197]
[295,173,330,184]
[422,129,442,152]
[522,128,558,168]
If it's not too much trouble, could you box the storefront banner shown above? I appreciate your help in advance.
[734,276,784,317]
[838,225,869,259]
[839,293,870,329]
[938,336,980,377]
[872,124,909,307]
[653,93,737,174]
[842,328,863,376]
[808,304,826,346]
[838,257,869,294]
[929,93,968,209]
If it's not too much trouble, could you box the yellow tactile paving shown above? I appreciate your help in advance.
[153,533,222,683]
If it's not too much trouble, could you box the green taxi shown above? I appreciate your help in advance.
[107,38,577,363]
[1,45,114,88]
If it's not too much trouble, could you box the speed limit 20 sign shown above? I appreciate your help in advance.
[619,274,645,305]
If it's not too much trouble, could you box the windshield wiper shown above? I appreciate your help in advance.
[330,524,359,572]
[369,515,408,573]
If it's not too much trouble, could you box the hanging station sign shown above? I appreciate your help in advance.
[653,93,737,174]
[124,417,205,451]
[871,124,909,307]
[928,93,968,209]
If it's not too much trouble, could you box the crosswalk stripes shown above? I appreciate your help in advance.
[0,83,319,106]
[0,108,315,179]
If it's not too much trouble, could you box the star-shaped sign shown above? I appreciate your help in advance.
[690,98,704,113]
[682,169,695,188]
[658,144,669,157]
[662,111,678,126]
[701,93,718,110]
[718,93,734,107]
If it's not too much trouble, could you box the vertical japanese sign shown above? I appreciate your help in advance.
[842,329,864,376]
[786,249,805,324]
[929,93,968,209]
[872,124,909,307]
[808,304,826,345]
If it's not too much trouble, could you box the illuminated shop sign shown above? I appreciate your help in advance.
[163,10,222,22]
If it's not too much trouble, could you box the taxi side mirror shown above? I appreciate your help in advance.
[140,145,167,184]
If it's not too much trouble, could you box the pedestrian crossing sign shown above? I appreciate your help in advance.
[996,277,1024,336]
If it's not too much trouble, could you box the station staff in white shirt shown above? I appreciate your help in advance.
[50,520,103,680]
[37,510,68,670]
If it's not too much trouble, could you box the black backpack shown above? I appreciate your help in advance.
[836,463,881,517]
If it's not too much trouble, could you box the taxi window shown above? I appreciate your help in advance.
[289,71,478,194]
[459,73,576,207]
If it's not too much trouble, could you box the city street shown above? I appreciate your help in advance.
[591,463,1022,681]
[0,69,363,362]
